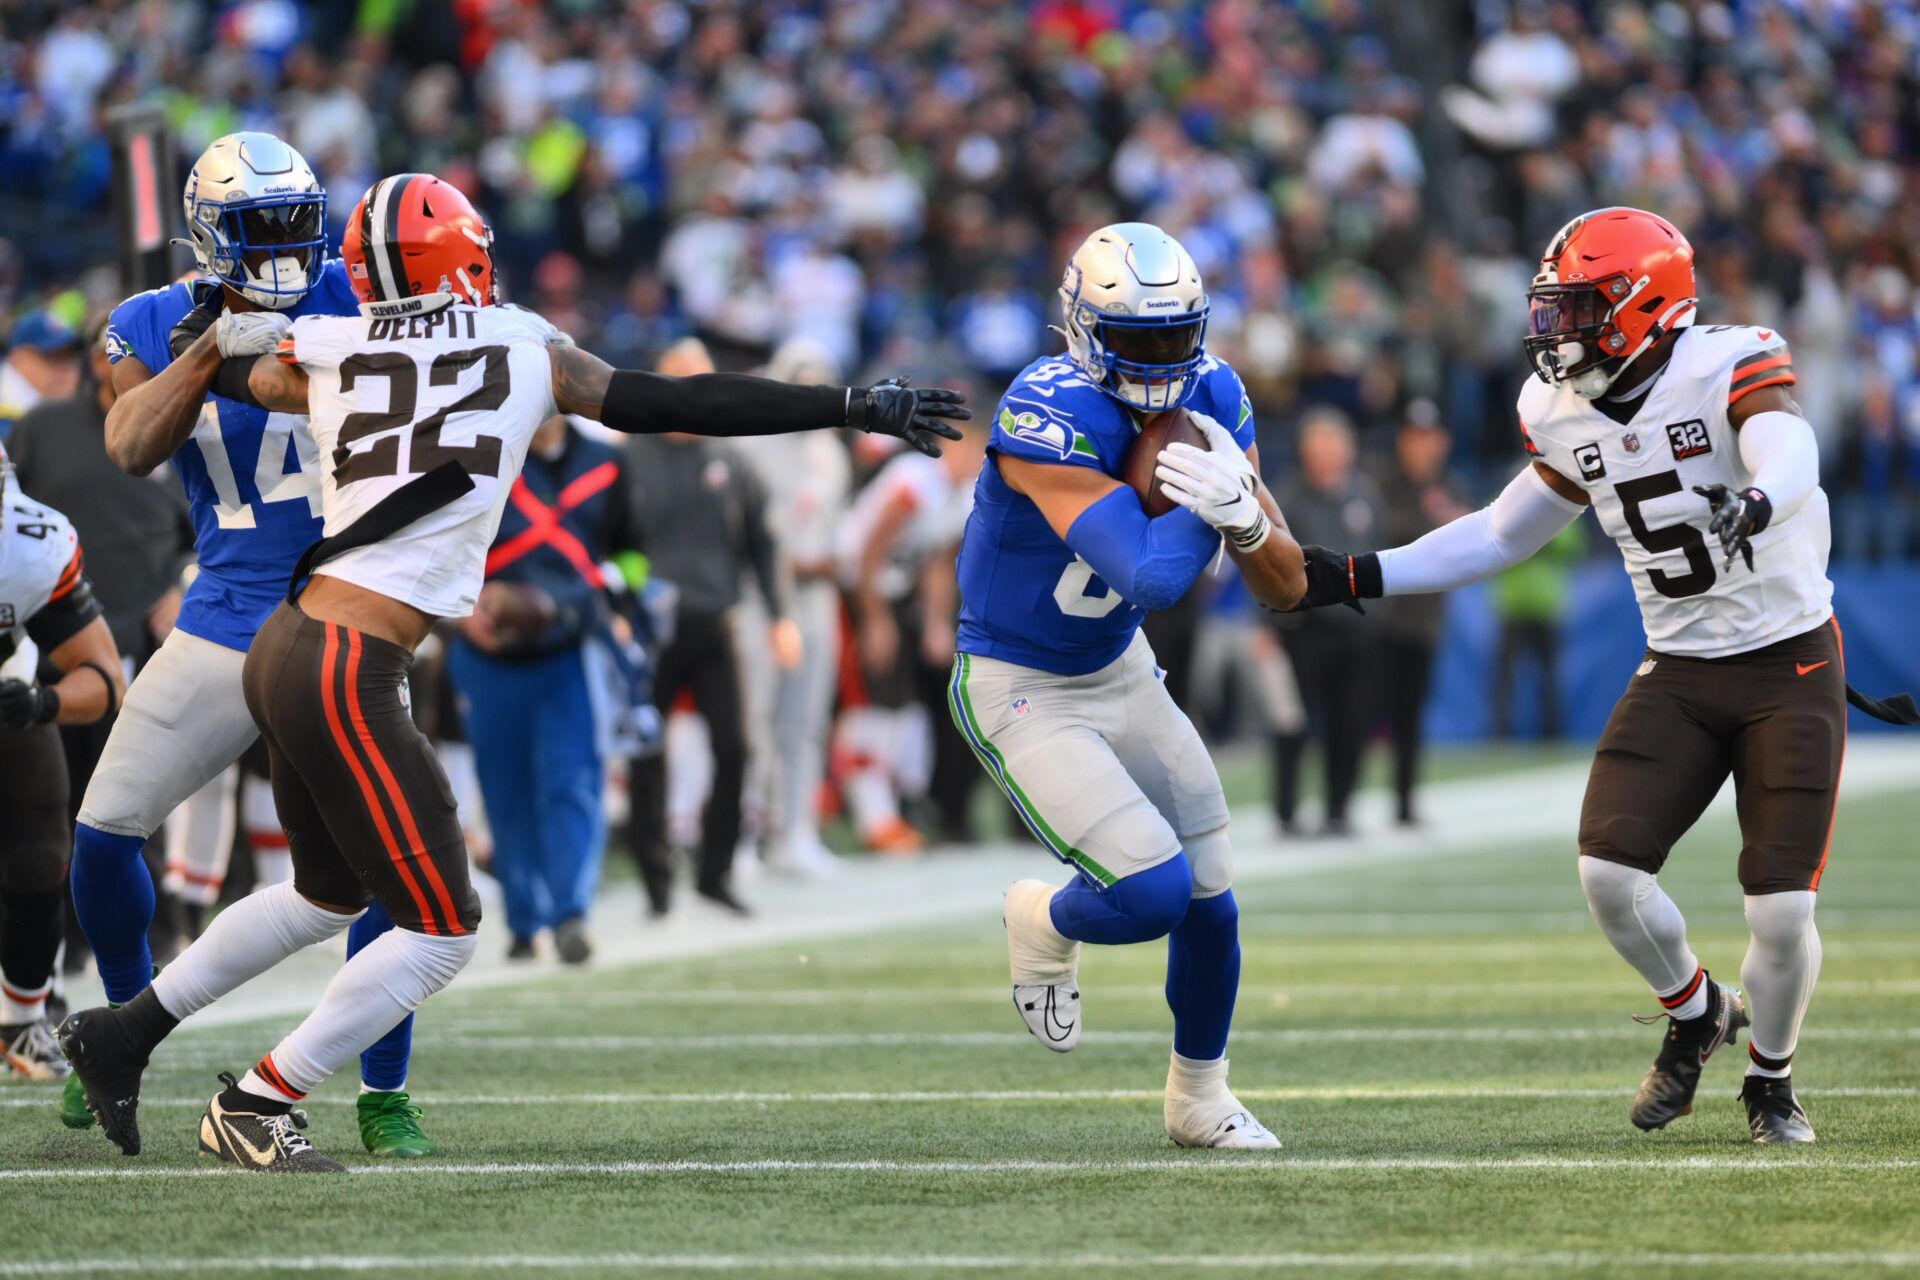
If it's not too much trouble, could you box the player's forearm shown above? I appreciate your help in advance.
[1064,487,1219,611]
[47,620,123,726]
[104,329,222,475]
[1737,410,1819,523]
[1377,467,1583,595]
[556,344,846,435]
[1232,525,1307,611]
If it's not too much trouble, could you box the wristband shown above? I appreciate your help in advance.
[1741,488,1773,535]
[1227,511,1271,554]
[1350,551,1384,600]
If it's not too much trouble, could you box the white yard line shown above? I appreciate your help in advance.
[4,1251,1919,1275]
[5,1085,1911,1111]
[5,1155,1919,1183]
[72,739,1912,1033]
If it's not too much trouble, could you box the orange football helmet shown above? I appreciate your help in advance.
[1524,207,1696,398]
[342,173,495,308]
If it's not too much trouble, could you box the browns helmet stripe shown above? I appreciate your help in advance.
[360,176,395,301]
[365,174,417,303]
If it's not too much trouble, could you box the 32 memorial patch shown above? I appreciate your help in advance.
[1665,419,1712,460]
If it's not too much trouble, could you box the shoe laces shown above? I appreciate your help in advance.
[7,1020,58,1060]
[266,1110,316,1156]
[363,1091,426,1136]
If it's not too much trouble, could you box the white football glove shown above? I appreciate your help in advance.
[1154,411,1270,552]
[213,310,293,359]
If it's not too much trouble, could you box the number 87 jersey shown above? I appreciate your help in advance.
[281,301,567,619]
[1517,323,1833,657]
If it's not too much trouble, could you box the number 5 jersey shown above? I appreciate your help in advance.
[279,301,567,619]
[1517,324,1832,658]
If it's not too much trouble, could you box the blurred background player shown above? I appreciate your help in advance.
[73,132,433,1158]
[0,443,124,1079]
[955,223,1305,1148]
[449,410,641,964]
[739,338,853,878]
[835,408,985,853]
[623,338,796,916]
[1294,206,1919,1145]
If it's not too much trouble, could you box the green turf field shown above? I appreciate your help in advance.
[10,776,1918,1278]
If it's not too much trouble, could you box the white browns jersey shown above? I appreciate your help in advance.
[836,451,972,601]
[282,303,566,619]
[1518,324,1831,658]
[0,492,82,681]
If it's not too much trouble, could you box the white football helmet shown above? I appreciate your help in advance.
[181,132,328,310]
[1059,222,1209,411]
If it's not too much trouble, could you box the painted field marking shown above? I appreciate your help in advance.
[5,1155,1920,1183]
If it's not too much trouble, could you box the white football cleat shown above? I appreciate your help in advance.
[1165,1055,1281,1149]
[1004,879,1081,1053]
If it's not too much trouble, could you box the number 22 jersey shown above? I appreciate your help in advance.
[103,260,359,650]
[280,302,566,619]
[1517,323,1832,658]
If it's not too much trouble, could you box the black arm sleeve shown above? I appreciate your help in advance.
[598,370,847,437]
[213,357,265,407]
[26,574,104,651]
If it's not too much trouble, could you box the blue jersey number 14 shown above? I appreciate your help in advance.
[193,405,323,529]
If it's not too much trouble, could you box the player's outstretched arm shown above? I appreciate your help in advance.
[1151,415,1307,610]
[999,454,1219,612]
[550,344,968,456]
[1293,460,1588,611]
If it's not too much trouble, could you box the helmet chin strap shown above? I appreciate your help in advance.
[1568,286,1696,400]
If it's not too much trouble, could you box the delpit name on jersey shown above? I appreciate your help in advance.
[1518,324,1831,658]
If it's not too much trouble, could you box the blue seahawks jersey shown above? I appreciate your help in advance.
[955,354,1255,675]
[103,260,358,650]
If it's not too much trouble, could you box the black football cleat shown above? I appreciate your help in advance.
[1742,1074,1816,1144]
[55,1008,152,1155]
[199,1073,345,1173]
[1628,975,1749,1131]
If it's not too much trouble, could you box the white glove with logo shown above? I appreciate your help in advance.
[1154,411,1270,552]
[214,310,294,359]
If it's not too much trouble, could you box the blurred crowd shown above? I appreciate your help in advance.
[3,1,1920,940]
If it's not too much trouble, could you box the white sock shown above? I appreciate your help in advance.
[151,882,360,1021]
[1578,857,1706,1018]
[258,927,476,1099]
[1167,1051,1229,1100]
[2,977,50,1024]
[1742,891,1820,1078]
[361,1078,405,1095]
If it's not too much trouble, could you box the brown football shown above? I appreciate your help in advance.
[1122,408,1210,516]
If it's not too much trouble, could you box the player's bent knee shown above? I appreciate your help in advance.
[1744,889,1816,947]
[391,926,480,990]
[1185,827,1234,899]
[1108,854,1194,939]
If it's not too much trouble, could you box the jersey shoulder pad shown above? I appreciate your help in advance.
[104,282,190,368]
[992,361,1109,469]
[1192,357,1255,449]
[3,499,81,603]
[493,304,571,346]
[286,313,361,369]
[1679,324,1794,406]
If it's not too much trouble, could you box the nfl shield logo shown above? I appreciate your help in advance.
[1012,697,1031,716]
[1622,431,1641,454]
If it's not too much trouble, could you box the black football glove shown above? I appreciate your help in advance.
[0,678,59,730]
[167,280,227,360]
[1289,545,1380,614]
[1693,483,1771,573]
[847,377,969,458]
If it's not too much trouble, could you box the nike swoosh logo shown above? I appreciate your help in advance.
[220,1113,281,1166]
[1022,385,1057,398]
[1042,989,1076,1043]
[1757,330,1774,341]
[1796,661,1829,676]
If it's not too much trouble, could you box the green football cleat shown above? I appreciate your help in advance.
[59,1071,95,1129]
[357,1090,435,1158]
